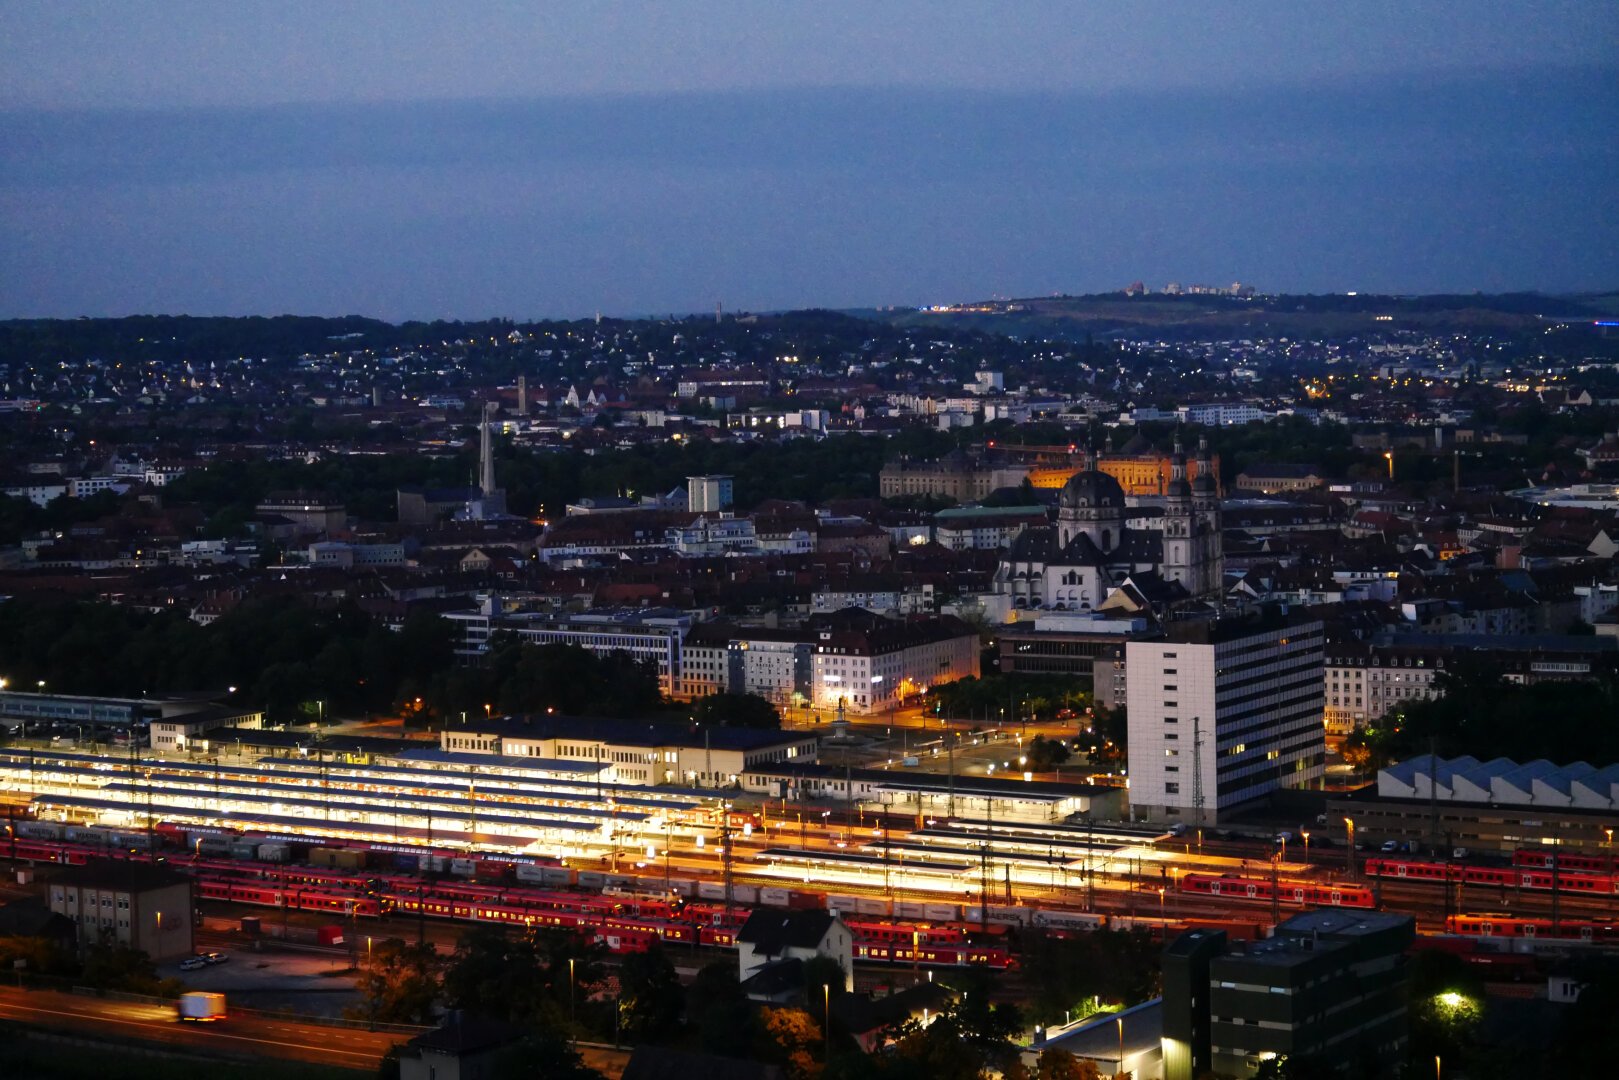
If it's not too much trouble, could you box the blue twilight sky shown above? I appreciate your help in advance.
[0,1,1615,320]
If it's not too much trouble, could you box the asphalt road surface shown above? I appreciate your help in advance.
[0,986,405,1070]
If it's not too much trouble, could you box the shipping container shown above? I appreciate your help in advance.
[759,887,791,907]
[475,860,515,883]
[540,867,575,887]
[448,859,477,878]
[256,843,290,863]
[666,878,696,898]
[963,905,1031,926]
[228,842,259,860]
[855,897,891,917]
[316,925,345,946]
[16,822,62,841]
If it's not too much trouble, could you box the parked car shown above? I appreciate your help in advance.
[179,957,206,971]
[202,951,228,965]
[1452,847,1471,860]
[1380,840,1400,853]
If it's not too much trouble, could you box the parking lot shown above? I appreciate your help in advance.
[162,943,363,1017]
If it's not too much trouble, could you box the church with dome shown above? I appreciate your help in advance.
[994,435,1223,613]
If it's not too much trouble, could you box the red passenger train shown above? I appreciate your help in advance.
[1364,857,1619,896]
[1511,848,1614,874]
[1178,873,1377,909]
[1445,913,1619,942]
[3,832,1022,970]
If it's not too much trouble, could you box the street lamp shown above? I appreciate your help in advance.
[568,957,577,1029]
[1301,830,1311,863]
[1344,818,1356,877]
[824,981,832,1062]
[1116,1017,1125,1080]
[1384,450,1394,479]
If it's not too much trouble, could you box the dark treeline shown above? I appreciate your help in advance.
[1346,658,1619,771]
[0,596,668,724]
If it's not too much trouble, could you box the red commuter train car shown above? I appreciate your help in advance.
[1178,873,1376,909]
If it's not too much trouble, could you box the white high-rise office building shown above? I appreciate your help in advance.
[1126,613,1325,823]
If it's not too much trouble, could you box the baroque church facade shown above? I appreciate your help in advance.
[995,436,1223,612]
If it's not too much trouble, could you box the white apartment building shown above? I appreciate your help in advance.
[676,627,816,707]
[1324,643,1444,734]
[1127,615,1325,823]
[667,514,758,556]
[811,615,980,715]
[680,637,730,700]
[1179,403,1269,426]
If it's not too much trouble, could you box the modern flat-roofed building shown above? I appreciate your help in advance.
[687,474,734,513]
[1127,610,1325,823]
[48,861,194,961]
[997,612,1158,681]
[1162,910,1415,1079]
[254,491,346,536]
[443,604,690,697]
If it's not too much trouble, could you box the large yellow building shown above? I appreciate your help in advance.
[1029,451,1221,496]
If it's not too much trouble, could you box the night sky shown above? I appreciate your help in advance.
[2,2,1614,319]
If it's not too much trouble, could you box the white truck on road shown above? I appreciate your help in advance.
[177,991,227,1022]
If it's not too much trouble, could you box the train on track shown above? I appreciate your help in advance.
[1177,873,1377,909]
[1444,913,1619,943]
[1364,857,1619,896]
[0,820,1340,966]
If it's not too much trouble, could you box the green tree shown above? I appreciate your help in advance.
[81,935,177,997]
[1405,951,1485,1072]
[485,1032,606,1079]
[687,960,756,1055]
[759,1005,826,1080]
[1026,736,1072,770]
[616,942,685,1044]
[1038,1050,1101,1080]
[691,692,783,729]
[351,937,440,1025]
[442,924,550,1025]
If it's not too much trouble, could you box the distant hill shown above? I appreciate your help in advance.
[848,291,1619,340]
